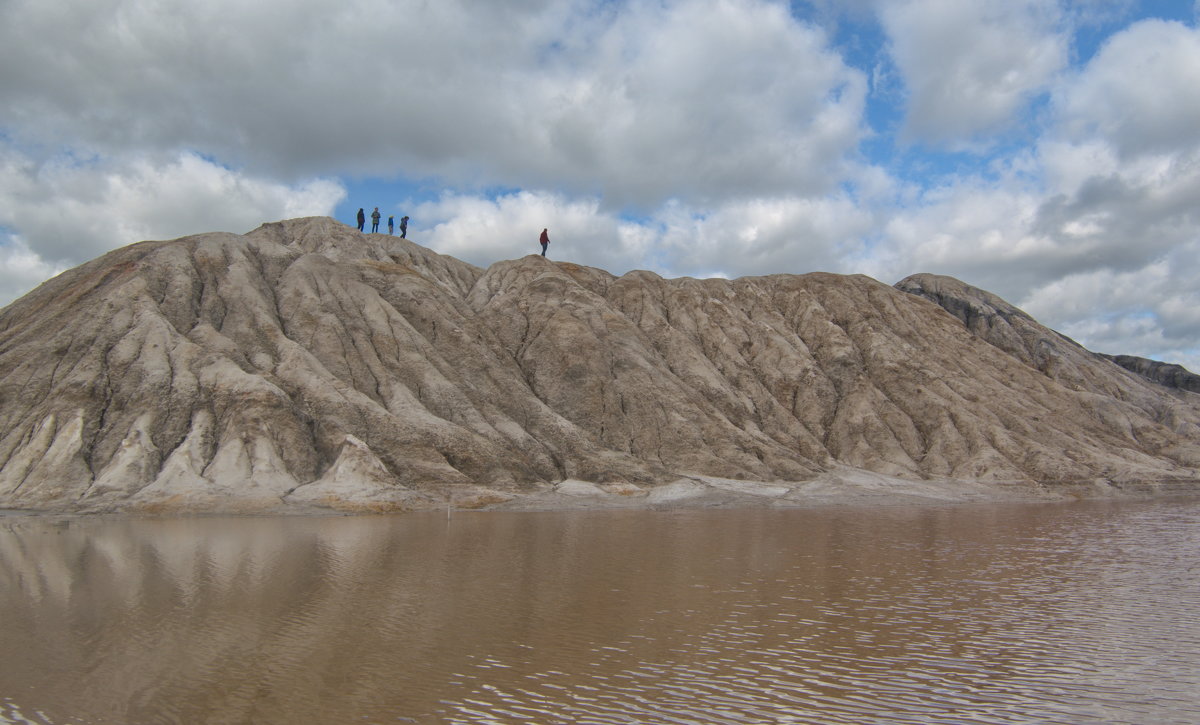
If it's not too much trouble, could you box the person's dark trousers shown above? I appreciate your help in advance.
[541,243,547,256]
[371,222,379,232]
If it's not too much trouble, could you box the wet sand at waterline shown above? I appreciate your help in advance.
[7,464,1196,517]
[2,499,1199,723]
[490,467,1199,513]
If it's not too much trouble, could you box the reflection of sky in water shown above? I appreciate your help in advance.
[2,501,1199,724]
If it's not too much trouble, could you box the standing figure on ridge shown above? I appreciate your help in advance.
[388,215,395,235]
[539,228,549,257]
[400,216,409,239]
[371,207,381,233]
[356,208,366,232]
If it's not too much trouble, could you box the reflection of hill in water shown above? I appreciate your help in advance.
[3,505,1200,722]
[0,217,1198,513]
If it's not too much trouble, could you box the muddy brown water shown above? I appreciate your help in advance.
[1,499,1199,724]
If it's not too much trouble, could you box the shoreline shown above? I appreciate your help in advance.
[485,472,1200,514]
[3,468,1198,518]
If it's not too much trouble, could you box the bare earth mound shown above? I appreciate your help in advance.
[1,217,1197,513]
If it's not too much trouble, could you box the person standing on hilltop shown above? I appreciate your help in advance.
[371,207,381,233]
[400,216,409,239]
[539,228,549,257]
[388,215,395,235]
[356,208,366,232]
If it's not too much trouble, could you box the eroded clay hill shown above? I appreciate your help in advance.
[1,217,1197,512]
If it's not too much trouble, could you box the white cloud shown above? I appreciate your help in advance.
[867,176,1056,294]
[0,234,66,307]
[3,0,1200,375]
[0,148,344,305]
[868,144,1200,365]
[1059,0,1138,29]
[530,0,868,206]
[418,188,876,281]
[880,0,1067,146]
[866,15,1200,369]
[1019,244,1200,370]
[0,0,871,303]
[652,195,875,278]
[1016,19,1200,362]
[1056,19,1200,158]
[417,191,638,273]
[0,0,866,208]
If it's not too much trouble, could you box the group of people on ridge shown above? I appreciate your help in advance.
[355,208,551,259]
[357,207,408,238]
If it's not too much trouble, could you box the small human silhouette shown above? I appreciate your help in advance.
[539,228,549,257]
[370,207,381,233]
[356,208,365,232]
[400,216,409,239]
[388,215,395,235]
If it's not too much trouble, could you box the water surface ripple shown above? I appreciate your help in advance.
[1,499,1198,723]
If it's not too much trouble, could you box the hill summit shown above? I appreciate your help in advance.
[1,217,1197,512]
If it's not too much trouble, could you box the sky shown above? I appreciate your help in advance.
[2,0,1200,369]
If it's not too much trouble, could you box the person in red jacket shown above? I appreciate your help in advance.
[539,228,549,257]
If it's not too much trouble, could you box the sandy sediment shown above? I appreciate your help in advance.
[483,468,1199,513]
[7,468,1193,519]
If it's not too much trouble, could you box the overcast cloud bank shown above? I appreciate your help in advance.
[2,0,1199,368]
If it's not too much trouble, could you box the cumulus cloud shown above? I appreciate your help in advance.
[865,175,1050,294]
[0,148,344,303]
[417,191,638,274]
[1019,243,1200,371]
[0,234,66,306]
[417,187,876,282]
[0,0,871,308]
[1018,19,1200,358]
[0,0,866,207]
[880,0,1067,146]
[1056,19,1200,158]
[3,0,1200,373]
[868,16,1200,367]
[650,195,876,278]
[529,0,868,206]
[871,144,1200,291]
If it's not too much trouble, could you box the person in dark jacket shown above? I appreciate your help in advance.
[539,228,549,257]
[400,216,409,239]
[371,207,381,233]
[356,208,366,231]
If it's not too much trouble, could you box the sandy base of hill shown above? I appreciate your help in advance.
[479,466,1200,514]
[2,466,1197,517]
